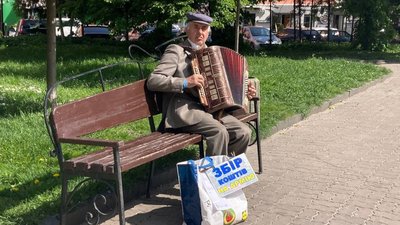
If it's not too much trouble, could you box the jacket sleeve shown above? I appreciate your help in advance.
[147,44,186,93]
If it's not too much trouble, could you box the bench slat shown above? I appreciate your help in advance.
[87,132,170,173]
[236,112,258,123]
[63,132,164,172]
[63,148,112,171]
[52,80,155,138]
[91,133,200,174]
[63,132,201,175]
[118,133,201,173]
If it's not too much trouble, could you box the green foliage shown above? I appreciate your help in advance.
[342,0,399,51]
[12,1,252,37]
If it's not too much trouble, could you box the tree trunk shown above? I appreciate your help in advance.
[351,16,354,42]
[234,0,240,52]
[298,0,302,42]
[0,0,4,35]
[46,0,57,102]
[327,0,331,42]
[269,0,273,47]
[293,0,296,41]
[310,0,314,43]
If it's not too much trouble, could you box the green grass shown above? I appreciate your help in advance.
[248,56,389,135]
[0,36,397,224]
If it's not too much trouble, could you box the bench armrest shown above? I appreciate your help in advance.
[58,137,124,148]
[250,96,260,102]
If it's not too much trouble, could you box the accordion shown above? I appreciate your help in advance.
[191,46,249,114]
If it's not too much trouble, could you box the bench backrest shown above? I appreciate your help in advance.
[50,79,158,139]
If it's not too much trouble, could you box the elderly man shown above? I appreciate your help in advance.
[147,12,256,156]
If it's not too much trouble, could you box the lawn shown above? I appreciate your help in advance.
[0,36,397,224]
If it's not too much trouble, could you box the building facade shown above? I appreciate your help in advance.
[244,0,354,34]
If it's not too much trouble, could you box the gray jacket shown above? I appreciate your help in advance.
[147,41,209,129]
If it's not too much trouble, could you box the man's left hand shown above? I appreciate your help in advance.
[247,81,257,100]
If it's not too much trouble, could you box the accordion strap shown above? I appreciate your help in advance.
[178,43,194,58]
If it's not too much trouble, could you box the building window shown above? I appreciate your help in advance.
[304,16,311,28]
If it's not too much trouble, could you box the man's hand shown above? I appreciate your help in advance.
[186,74,205,88]
[247,81,257,100]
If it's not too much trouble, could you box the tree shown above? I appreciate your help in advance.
[46,0,56,101]
[342,0,398,50]
[327,0,331,41]
[59,0,254,32]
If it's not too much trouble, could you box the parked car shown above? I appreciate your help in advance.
[277,28,322,42]
[306,27,351,43]
[276,28,295,42]
[55,18,80,37]
[313,27,338,41]
[300,29,322,42]
[16,18,81,37]
[328,30,352,43]
[171,24,181,37]
[313,27,351,42]
[138,24,182,40]
[6,26,17,37]
[15,19,47,36]
[242,26,282,49]
[76,25,110,39]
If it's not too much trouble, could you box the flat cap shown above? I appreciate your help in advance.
[186,12,213,26]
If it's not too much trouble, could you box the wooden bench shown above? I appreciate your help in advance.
[45,74,204,225]
[44,52,262,225]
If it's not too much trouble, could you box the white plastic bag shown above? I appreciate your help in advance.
[177,156,249,225]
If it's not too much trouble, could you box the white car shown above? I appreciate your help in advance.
[55,18,80,37]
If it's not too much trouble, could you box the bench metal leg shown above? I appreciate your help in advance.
[115,173,125,225]
[113,147,125,225]
[199,139,205,158]
[254,99,262,174]
[255,118,262,174]
[146,161,155,198]
[60,176,68,225]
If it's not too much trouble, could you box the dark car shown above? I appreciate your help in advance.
[329,30,352,43]
[300,29,322,42]
[76,25,110,39]
[278,28,322,42]
[16,19,47,36]
[138,24,183,41]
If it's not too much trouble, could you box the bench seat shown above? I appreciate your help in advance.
[62,132,202,175]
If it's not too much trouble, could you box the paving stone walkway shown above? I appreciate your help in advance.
[102,63,400,225]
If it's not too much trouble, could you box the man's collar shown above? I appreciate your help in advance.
[187,39,206,50]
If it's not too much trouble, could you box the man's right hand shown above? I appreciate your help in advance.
[186,74,204,88]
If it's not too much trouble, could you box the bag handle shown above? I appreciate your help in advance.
[189,155,231,172]
[198,157,214,170]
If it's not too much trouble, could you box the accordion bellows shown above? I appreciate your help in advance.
[191,46,249,114]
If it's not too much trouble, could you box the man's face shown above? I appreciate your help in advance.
[186,22,210,48]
